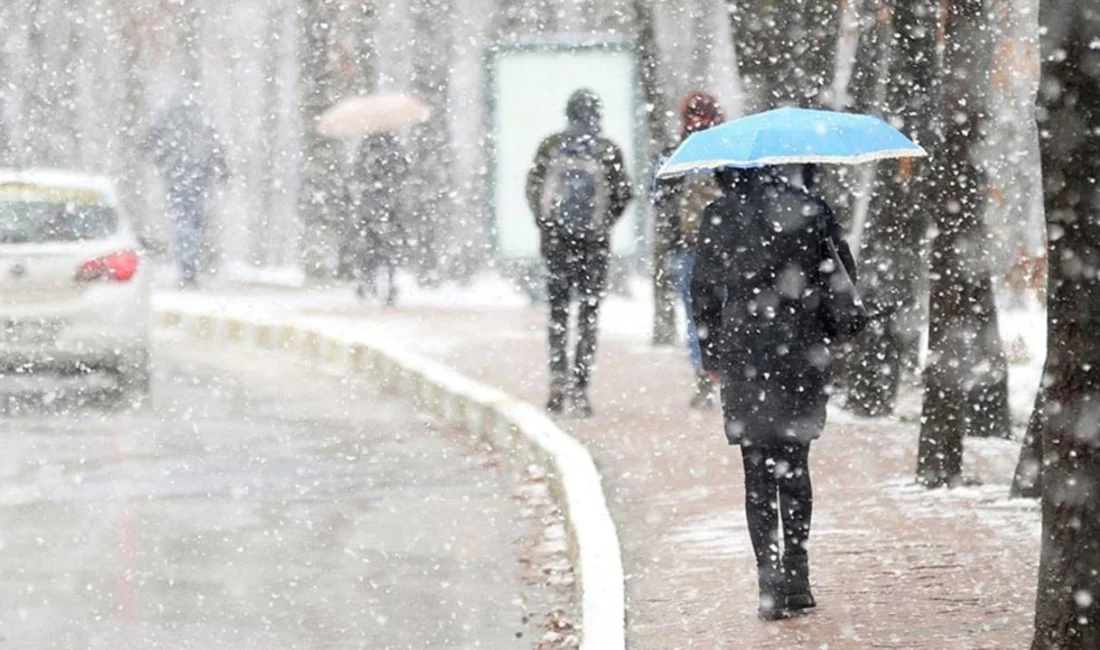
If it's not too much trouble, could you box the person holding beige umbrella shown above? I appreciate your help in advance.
[317,93,429,303]
[316,93,431,140]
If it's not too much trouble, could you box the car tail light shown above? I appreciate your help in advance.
[76,250,139,283]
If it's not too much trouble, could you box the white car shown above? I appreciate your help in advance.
[0,169,151,399]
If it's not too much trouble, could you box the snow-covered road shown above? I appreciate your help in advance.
[0,335,534,649]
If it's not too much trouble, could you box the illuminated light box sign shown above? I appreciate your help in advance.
[487,37,643,260]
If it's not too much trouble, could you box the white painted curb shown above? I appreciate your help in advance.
[155,306,627,650]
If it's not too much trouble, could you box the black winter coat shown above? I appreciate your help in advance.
[349,133,410,261]
[691,172,857,446]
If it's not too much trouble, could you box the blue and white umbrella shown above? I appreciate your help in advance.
[657,107,927,179]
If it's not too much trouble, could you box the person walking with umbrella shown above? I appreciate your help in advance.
[653,91,727,408]
[315,93,428,301]
[346,131,410,304]
[660,107,923,620]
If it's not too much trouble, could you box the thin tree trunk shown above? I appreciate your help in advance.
[259,0,286,268]
[845,0,892,115]
[408,0,455,283]
[727,0,841,110]
[917,0,1012,488]
[848,0,938,417]
[118,6,151,237]
[58,0,82,167]
[1011,383,1045,498]
[0,3,13,165]
[24,0,51,167]
[298,0,346,277]
[633,0,676,346]
[689,0,716,91]
[1030,1,1100,645]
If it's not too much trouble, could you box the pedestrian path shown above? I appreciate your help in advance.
[169,286,1041,649]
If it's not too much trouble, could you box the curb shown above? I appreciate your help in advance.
[155,306,627,650]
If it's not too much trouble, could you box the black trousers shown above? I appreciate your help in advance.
[545,239,609,392]
[741,441,813,569]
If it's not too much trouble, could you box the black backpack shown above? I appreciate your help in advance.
[539,139,612,240]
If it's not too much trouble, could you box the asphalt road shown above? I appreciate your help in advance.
[0,335,528,649]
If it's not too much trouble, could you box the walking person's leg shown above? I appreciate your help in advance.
[741,441,788,620]
[170,193,200,286]
[192,193,211,276]
[545,241,571,414]
[384,259,398,306]
[363,228,386,300]
[777,442,815,610]
[350,225,371,299]
[670,249,715,408]
[571,244,609,417]
[681,251,704,375]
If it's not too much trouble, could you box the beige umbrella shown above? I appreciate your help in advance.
[316,93,431,138]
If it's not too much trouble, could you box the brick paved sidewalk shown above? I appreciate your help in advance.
[183,288,1042,649]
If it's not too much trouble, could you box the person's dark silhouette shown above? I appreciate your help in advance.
[347,132,409,304]
[526,89,633,417]
[144,97,228,285]
[692,166,857,620]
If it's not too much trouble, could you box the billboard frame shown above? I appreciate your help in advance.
[484,35,648,270]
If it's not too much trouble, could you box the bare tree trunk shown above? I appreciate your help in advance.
[24,0,52,167]
[298,0,347,277]
[58,1,82,167]
[689,0,716,91]
[917,0,1012,488]
[845,0,892,115]
[408,0,456,283]
[633,0,676,346]
[848,0,938,417]
[1011,385,1044,498]
[0,3,13,165]
[259,1,287,268]
[1030,1,1100,645]
[727,0,841,110]
[117,6,152,237]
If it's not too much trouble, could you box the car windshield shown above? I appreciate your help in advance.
[0,199,118,244]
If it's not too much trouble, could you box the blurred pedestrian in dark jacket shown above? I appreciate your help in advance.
[144,97,228,286]
[653,91,727,408]
[526,89,633,417]
[692,165,856,621]
[347,132,409,304]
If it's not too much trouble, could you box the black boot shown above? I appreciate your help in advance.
[784,555,816,611]
[757,562,790,621]
[546,385,566,415]
[690,374,718,409]
[569,388,593,418]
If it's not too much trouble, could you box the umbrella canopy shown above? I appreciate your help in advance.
[657,107,926,179]
[316,93,431,138]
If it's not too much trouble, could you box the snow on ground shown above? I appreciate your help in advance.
[223,261,307,288]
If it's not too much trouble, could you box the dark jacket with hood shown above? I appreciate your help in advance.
[692,169,857,446]
[526,91,633,255]
[144,100,228,201]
